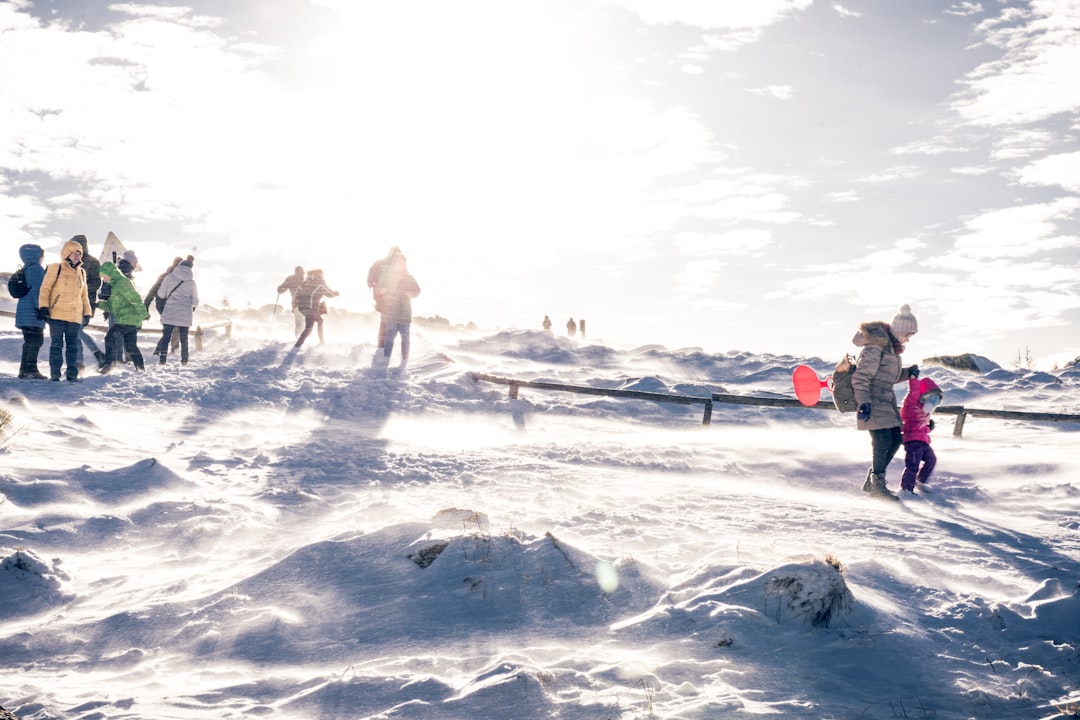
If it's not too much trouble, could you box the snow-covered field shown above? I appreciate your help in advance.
[2,314,1079,720]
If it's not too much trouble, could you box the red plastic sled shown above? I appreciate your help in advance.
[792,365,830,407]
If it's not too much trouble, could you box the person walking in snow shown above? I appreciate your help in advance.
[156,255,199,365]
[566,318,576,337]
[100,250,139,365]
[542,315,552,332]
[277,265,307,338]
[900,371,942,494]
[851,304,920,499]
[293,268,339,349]
[71,234,105,371]
[37,238,92,382]
[14,243,47,379]
[96,261,149,374]
[372,249,420,372]
[367,247,402,347]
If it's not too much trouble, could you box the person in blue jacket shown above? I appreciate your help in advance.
[15,243,47,379]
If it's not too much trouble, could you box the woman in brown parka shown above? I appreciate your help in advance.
[851,304,920,499]
[37,238,93,382]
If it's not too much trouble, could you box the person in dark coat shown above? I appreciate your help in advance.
[367,247,401,347]
[294,269,339,348]
[14,243,47,379]
[372,249,420,372]
[852,304,919,499]
[277,266,306,338]
[72,235,105,370]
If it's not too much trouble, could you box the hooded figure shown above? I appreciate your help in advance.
[97,261,149,373]
[899,376,943,493]
[156,256,199,365]
[15,243,47,379]
[38,238,92,381]
[850,310,919,499]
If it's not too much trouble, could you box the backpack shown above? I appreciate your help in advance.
[7,266,30,299]
[830,354,859,413]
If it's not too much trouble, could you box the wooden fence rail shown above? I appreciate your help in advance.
[469,373,1080,437]
[469,372,715,426]
[0,310,231,352]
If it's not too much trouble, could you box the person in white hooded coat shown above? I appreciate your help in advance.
[155,255,198,365]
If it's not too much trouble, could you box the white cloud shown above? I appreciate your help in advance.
[1016,150,1080,192]
[675,228,772,256]
[746,85,794,100]
[950,198,1080,259]
[832,4,862,19]
[594,0,813,29]
[944,2,984,17]
[953,1,1080,126]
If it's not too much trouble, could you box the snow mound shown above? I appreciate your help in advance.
[0,548,72,619]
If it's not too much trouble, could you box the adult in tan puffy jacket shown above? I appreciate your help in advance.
[37,238,92,382]
[851,304,920,499]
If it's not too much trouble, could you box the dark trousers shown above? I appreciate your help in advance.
[48,319,81,380]
[103,324,145,370]
[159,325,190,364]
[902,441,937,490]
[870,426,903,475]
[382,321,411,364]
[20,327,45,374]
[294,311,323,348]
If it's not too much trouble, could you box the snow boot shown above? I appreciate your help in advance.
[866,473,897,500]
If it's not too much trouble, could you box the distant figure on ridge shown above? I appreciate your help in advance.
[566,317,576,337]
[542,315,552,332]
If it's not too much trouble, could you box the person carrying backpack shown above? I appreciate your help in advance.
[293,269,339,349]
[277,265,307,338]
[851,304,920,499]
[14,244,47,379]
[37,238,92,382]
[96,261,149,374]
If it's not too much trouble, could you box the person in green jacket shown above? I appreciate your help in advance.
[97,261,150,373]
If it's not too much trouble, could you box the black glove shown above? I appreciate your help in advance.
[857,403,872,422]
[82,315,90,326]
[37,307,50,321]
[928,419,935,431]
[909,365,919,379]
[102,311,111,321]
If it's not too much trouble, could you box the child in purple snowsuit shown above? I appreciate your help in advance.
[900,374,943,493]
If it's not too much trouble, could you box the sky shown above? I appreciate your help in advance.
[1,324,1079,718]
[2,0,1079,363]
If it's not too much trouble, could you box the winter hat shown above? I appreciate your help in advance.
[122,250,140,271]
[117,257,134,277]
[890,304,918,337]
[180,255,194,267]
